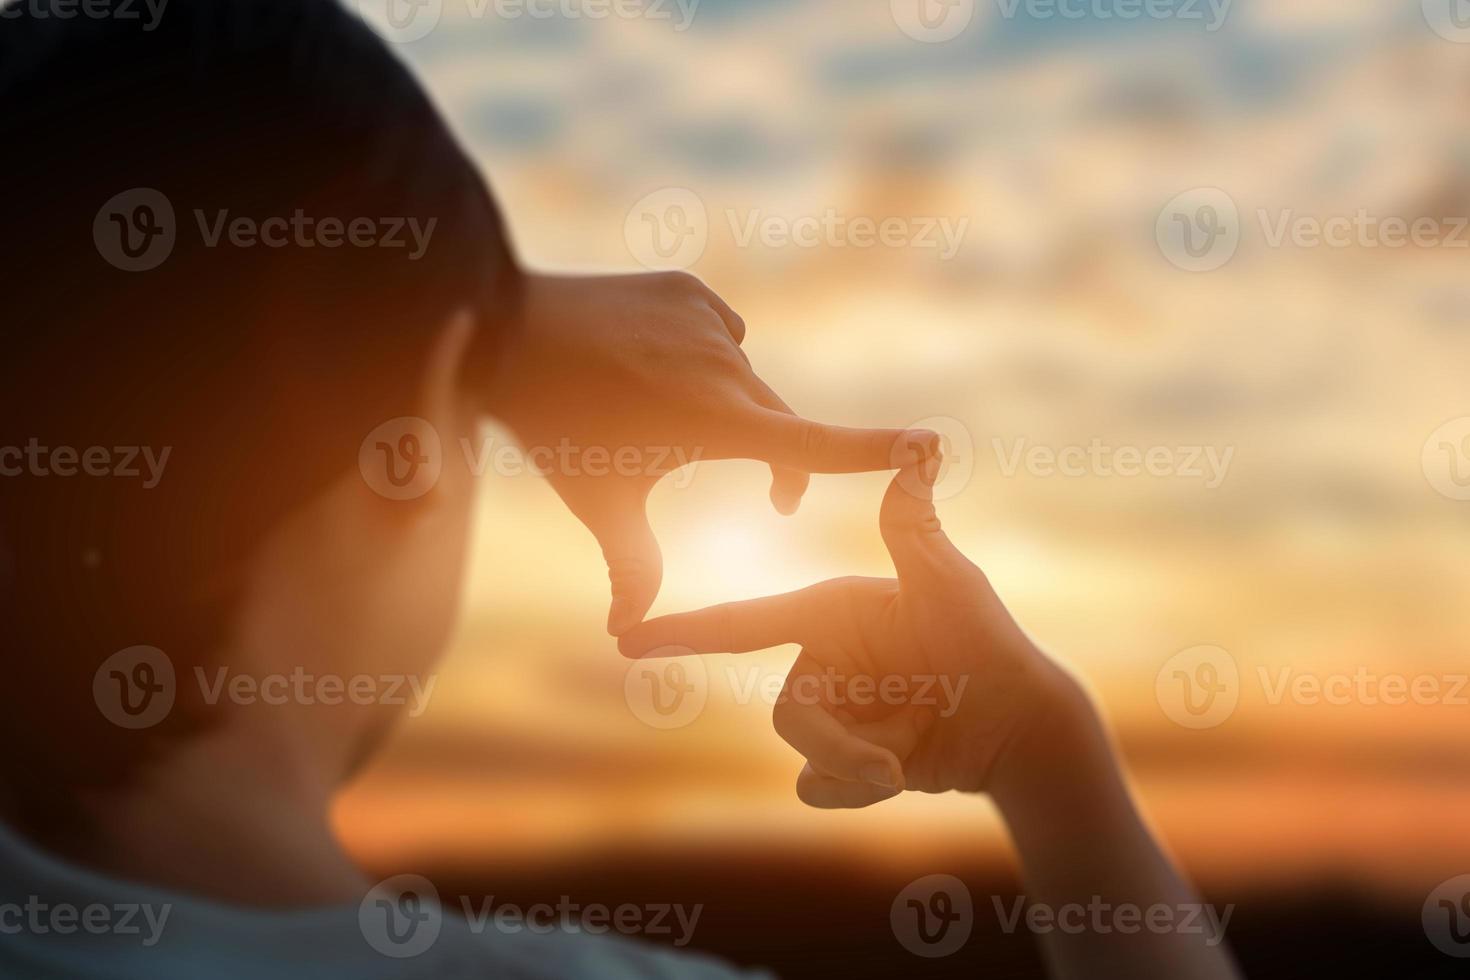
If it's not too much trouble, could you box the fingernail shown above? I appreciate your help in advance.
[905,429,940,461]
[859,763,901,790]
[920,451,942,488]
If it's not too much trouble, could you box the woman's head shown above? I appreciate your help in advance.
[0,0,518,821]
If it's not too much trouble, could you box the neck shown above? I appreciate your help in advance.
[25,719,368,908]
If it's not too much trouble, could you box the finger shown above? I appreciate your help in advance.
[741,378,811,516]
[617,585,824,658]
[590,497,663,637]
[791,707,935,808]
[773,654,905,789]
[796,763,900,810]
[776,697,905,790]
[736,410,939,475]
[702,293,746,346]
[879,457,973,583]
[845,706,935,760]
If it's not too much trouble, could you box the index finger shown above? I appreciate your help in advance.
[736,410,939,474]
[617,585,826,658]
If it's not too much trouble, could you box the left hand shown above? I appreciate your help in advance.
[488,271,931,635]
[616,457,1087,809]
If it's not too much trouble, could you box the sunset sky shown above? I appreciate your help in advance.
[335,0,1470,902]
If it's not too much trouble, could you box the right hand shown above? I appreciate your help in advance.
[488,272,933,636]
[618,453,1091,809]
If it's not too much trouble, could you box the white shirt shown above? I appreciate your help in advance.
[0,821,763,979]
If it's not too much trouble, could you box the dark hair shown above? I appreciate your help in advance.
[0,0,520,818]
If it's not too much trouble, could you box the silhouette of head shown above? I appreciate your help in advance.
[0,0,520,826]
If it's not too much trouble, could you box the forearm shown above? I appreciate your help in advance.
[990,680,1243,980]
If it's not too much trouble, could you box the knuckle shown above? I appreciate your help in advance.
[795,418,829,458]
[659,269,702,292]
[605,557,655,590]
[794,772,818,805]
[771,698,799,744]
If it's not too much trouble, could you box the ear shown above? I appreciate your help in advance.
[420,309,479,440]
[416,308,479,504]
[352,309,479,511]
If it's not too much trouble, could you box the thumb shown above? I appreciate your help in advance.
[589,493,664,637]
[880,448,970,583]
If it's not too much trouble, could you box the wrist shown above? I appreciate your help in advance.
[989,664,1116,816]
